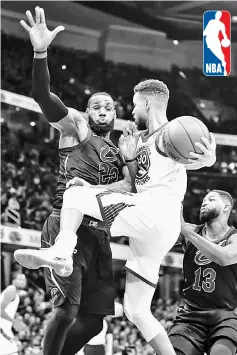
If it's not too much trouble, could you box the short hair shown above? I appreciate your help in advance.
[212,190,234,210]
[134,79,169,105]
[87,92,114,108]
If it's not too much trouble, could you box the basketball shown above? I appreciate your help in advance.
[161,116,211,164]
[221,38,230,48]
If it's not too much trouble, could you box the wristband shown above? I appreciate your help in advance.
[34,49,47,54]
[125,157,137,163]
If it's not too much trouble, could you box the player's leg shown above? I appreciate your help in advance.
[14,188,105,276]
[169,333,204,355]
[24,187,134,276]
[60,185,104,230]
[60,312,104,355]
[43,299,79,355]
[14,187,134,276]
[207,313,237,355]
[40,215,83,355]
[124,272,176,355]
[208,338,237,355]
[57,226,114,355]
[168,305,207,355]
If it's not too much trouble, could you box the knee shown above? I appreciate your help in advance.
[209,344,232,355]
[124,302,145,326]
[53,304,79,327]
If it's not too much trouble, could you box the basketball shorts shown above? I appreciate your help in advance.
[41,212,115,315]
[84,344,105,355]
[168,303,237,355]
[62,186,181,286]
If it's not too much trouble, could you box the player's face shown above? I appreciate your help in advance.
[199,192,224,223]
[87,95,116,135]
[132,92,148,131]
[13,274,27,289]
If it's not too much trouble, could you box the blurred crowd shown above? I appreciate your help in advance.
[2,32,237,133]
[12,273,179,355]
[1,32,237,234]
[1,124,56,229]
[1,29,237,355]
[1,121,237,232]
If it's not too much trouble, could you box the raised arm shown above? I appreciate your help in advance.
[20,7,88,143]
[118,122,139,191]
[181,223,237,266]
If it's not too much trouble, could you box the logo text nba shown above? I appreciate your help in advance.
[203,10,231,76]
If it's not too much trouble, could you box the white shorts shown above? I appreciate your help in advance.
[62,186,181,285]
[0,333,18,355]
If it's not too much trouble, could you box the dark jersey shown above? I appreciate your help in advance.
[53,128,124,210]
[182,225,237,311]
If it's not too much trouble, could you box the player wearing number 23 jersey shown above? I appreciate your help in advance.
[63,128,123,187]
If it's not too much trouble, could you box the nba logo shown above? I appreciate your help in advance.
[203,11,231,76]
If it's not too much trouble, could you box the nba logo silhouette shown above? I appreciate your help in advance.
[203,11,231,76]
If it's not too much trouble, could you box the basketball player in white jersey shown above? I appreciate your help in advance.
[0,274,28,355]
[203,11,230,76]
[14,80,216,354]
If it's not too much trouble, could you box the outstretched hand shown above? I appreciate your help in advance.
[20,6,64,51]
[118,121,139,160]
[189,133,216,167]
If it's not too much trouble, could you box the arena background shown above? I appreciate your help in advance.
[1,1,237,354]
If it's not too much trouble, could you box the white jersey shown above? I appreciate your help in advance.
[0,288,19,337]
[135,126,187,203]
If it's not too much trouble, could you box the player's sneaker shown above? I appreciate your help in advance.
[14,248,73,277]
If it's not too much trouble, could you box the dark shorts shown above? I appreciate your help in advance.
[168,303,237,355]
[41,213,115,315]
[84,344,105,355]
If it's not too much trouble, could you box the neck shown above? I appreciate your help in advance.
[103,132,110,139]
[147,106,168,134]
[205,218,229,241]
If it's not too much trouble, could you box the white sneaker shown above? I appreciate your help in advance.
[14,248,73,277]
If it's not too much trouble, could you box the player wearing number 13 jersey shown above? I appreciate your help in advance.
[169,190,237,355]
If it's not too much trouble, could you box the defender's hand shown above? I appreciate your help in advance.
[20,6,64,51]
[118,121,139,160]
[66,177,90,189]
[187,133,216,168]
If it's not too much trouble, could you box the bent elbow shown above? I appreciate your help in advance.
[217,255,230,266]
[217,258,226,266]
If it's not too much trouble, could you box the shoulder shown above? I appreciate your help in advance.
[1,285,17,302]
[52,108,87,133]
[5,285,17,294]
[65,108,87,128]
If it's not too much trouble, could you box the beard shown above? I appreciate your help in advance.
[88,116,115,136]
[135,117,147,131]
[200,208,220,223]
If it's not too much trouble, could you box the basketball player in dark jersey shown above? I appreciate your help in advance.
[14,7,131,355]
[169,190,237,355]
